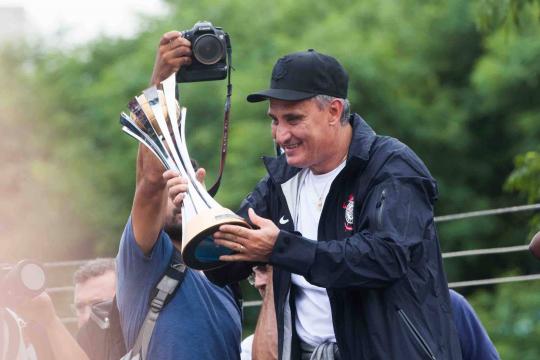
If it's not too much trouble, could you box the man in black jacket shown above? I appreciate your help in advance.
[165,44,462,359]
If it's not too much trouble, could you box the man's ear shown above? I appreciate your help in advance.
[327,98,344,126]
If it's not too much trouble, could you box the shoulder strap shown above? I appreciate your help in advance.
[127,248,187,360]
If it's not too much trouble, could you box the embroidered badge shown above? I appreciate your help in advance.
[342,194,354,231]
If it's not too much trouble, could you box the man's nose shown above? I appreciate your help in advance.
[274,124,291,144]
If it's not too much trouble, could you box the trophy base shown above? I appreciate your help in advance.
[182,207,250,270]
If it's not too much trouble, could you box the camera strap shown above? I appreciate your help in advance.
[207,35,232,197]
[122,248,187,360]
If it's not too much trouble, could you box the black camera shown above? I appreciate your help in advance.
[176,21,231,83]
[0,260,46,308]
[0,261,48,360]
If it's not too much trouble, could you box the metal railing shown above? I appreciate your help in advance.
[31,202,540,322]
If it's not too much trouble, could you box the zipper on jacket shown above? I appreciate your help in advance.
[397,309,437,360]
[376,189,387,228]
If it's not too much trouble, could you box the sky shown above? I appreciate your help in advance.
[0,0,168,45]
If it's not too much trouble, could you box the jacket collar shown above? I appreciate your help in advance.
[263,113,377,184]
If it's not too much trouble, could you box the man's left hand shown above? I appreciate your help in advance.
[14,292,58,327]
[151,31,192,85]
[215,208,279,263]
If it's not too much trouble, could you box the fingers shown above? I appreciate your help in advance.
[219,254,251,262]
[159,31,182,45]
[214,226,250,254]
[196,168,206,185]
[168,36,191,50]
[214,238,245,252]
[159,32,191,56]
[163,169,181,181]
[163,170,189,206]
[161,42,192,68]
[248,208,271,228]
[165,42,192,60]
[214,229,246,245]
[170,182,188,206]
[172,190,186,206]
[153,31,192,83]
[215,219,274,263]
[216,224,250,239]
[159,31,191,47]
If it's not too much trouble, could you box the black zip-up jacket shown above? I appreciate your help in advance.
[207,114,462,360]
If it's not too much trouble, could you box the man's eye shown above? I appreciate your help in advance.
[287,117,302,124]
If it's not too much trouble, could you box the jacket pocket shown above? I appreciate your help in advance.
[397,309,436,360]
[376,189,387,228]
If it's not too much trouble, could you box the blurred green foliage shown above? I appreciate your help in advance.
[473,0,540,33]
[1,0,540,354]
[469,278,540,360]
[507,151,540,229]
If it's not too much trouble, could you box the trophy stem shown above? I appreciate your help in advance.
[143,87,219,217]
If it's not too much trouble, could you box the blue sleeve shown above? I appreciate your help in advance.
[450,290,500,360]
[115,216,173,348]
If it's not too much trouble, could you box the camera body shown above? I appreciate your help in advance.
[176,21,230,83]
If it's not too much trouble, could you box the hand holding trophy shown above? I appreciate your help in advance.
[119,73,249,270]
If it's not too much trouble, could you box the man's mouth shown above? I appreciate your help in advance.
[283,142,300,150]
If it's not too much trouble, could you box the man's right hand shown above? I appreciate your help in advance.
[164,168,207,208]
[151,31,192,85]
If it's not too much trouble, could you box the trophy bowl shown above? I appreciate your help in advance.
[119,74,249,270]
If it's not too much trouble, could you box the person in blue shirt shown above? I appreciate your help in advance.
[240,266,499,360]
[115,31,242,360]
[449,290,500,360]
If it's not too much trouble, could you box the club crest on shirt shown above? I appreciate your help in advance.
[342,194,354,231]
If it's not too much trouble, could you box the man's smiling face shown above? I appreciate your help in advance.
[268,98,337,173]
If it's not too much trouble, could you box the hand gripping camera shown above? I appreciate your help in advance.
[0,261,46,360]
[176,21,231,83]
[0,260,46,308]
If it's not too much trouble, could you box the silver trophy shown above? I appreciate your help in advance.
[119,74,249,270]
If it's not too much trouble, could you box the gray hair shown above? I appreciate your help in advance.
[73,258,116,285]
[313,95,351,124]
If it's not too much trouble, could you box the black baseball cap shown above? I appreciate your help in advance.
[247,49,349,102]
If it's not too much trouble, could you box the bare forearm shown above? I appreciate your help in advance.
[46,317,89,360]
[132,144,168,254]
[131,30,192,253]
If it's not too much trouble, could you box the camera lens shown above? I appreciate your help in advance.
[19,263,45,291]
[192,34,224,65]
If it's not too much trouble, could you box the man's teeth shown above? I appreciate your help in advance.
[285,143,299,149]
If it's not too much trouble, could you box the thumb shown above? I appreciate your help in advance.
[196,168,206,186]
[248,208,268,227]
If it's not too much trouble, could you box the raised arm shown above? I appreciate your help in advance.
[131,31,191,254]
[15,292,90,360]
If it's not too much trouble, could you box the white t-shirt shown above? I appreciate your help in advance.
[240,334,253,360]
[291,161,346,346]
